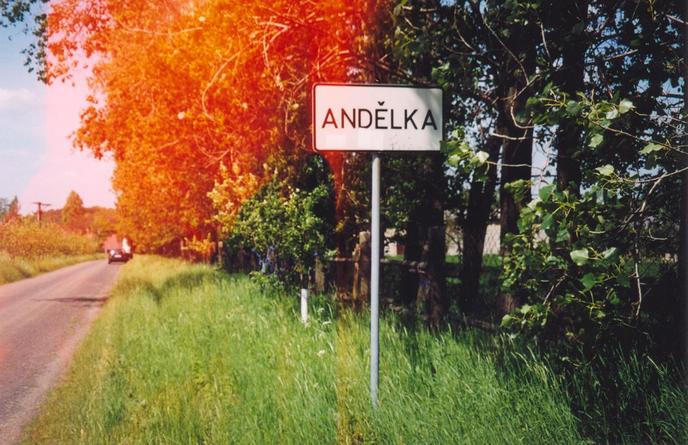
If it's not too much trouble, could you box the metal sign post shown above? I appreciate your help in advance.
[312,83,442,408]
[370,153,381,406]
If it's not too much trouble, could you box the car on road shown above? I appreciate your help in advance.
[107,248,131,264]
[104,235,134,264]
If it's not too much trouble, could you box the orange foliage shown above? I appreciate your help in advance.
[0,221,99,258]
[42,0,377,252]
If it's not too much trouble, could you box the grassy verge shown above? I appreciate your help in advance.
[0,252,104,285]
[24,256,686,444]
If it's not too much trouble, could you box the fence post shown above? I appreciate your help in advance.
[352,231,371,307]
[314,257,326,293]
[415,225,447,326]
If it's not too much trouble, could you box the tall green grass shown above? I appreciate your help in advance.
[24,257,686,444]
[0,252,103,285]
[565,349,688,443]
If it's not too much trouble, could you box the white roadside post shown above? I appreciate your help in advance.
[300,288,308,323]
[312,83,442,408]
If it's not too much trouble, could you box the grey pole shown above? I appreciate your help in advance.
[370,153,381,408]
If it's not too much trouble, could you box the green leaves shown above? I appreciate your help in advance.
[226,178,332,280]
[565,100,582,116]
[605,108,619,120]
[538,184,555,201]
[499,167,668,366]
[618,99,634,114]
[580,272,599,291]
[603,99,634,120]
[555,226,571,242]
[431,62,451,88]
[570,248,590,266]
[443,129,489,173]
[589,134,604,148]
[447,154,462,168]
[519,304,533,315]
[442,130,493,173]
[571,247,616,267]
[595,164,615,177]
[473,150,489,165]
[640,142,663,155]
[602,247,617,260]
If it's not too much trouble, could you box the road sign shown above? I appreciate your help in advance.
[311,82,444,409]
[312,83,443,152]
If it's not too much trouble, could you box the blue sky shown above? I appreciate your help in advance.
[0,28,44,202]
[0,25,115,212]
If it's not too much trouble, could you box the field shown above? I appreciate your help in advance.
[0,221,102,284]
[24,257,687,444]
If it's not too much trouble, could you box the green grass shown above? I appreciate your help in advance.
[0,252,104,285]
[23,256,687,444]
[566,349,688,443]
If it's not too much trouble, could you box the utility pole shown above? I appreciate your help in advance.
[32,202,51,223]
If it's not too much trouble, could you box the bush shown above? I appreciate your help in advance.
[224,179,333,284]
[0,220,100,258]
[500,182,679,364]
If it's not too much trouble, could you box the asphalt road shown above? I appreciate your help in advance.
[0,260,121,444]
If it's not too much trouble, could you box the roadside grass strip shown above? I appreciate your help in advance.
[0,252,104,285]
[23,256,685,444]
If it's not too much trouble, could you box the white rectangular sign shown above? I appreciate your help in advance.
[312,83,443,152]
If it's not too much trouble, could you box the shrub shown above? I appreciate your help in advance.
[0,220,100,258]
[500,181,679,364]
[225,179,332,284]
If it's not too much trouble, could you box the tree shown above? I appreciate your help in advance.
[499,0,686,362]
[14,0,373,253]
[546,1,588,193]
[1,196,21,223]
[450,2,539,309]
[680,0,688,363]
[385,1,541,311]
[61,190,85,232]
[371,1,454,323]
[0,0,48,80]
[90,207,118,241]
[0,197,9,220]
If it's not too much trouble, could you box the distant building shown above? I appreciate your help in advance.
[384,224,501,258]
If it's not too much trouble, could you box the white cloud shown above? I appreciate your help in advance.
[0,88,36,111]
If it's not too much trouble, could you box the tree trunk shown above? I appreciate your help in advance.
[679,11,688,362]
[460,133,501,312]
[497,95,534,313]
[417,225,447,327]
[499,122,533,250]
[402,153,446,320]
[425,153,447,320]
[680,154,688,362]
[401,208,422,304]
[401,3,446,320]
[499,24,536,254]
[554,1,588,193]
[329,152,360,302]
